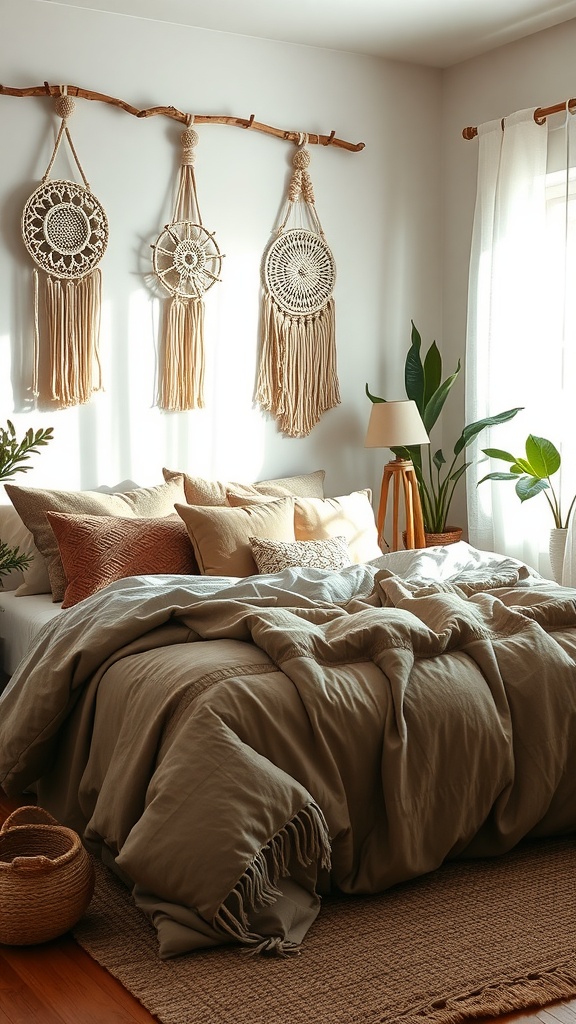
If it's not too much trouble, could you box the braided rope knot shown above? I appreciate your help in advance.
[181,148,196,166]
[54,94,76,120]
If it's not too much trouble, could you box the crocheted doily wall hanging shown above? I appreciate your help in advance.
[21,88,108,408]
[256,140,340,438]
[151,120,224,411]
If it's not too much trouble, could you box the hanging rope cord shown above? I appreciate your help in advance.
[27,86,105,405]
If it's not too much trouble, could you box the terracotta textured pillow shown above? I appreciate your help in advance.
[175,498,296,577]
[163,467,325,506]
[5,474,187,601]
[250,535,351,574]
[46,512,198,608]
[294,490,382,564]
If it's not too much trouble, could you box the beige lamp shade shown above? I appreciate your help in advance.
[364,400,429,449]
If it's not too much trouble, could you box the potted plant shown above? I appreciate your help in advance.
[478,434,576,582]
[366,321,522,544]
[0,420,54,580]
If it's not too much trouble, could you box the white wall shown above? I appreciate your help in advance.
[441,18,576,531]
[0,0,442,504]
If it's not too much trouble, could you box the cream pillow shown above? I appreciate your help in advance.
[175,498,296,577]
[0,501,49,592]
[5,475,187,601]
[163,467,325,506]
[250,535,351,574]
[294,490,382,564]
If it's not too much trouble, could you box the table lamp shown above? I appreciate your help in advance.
[365,400,429,551]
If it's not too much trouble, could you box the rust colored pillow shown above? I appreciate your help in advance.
[46,512,198,608]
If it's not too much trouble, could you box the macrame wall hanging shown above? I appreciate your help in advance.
[151,118,224,411]
[256,138,340,438]
[21,87,108,408]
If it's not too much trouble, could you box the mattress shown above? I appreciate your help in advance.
[0,591,62,676]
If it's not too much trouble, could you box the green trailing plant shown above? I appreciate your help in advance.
[478,434,576,530]
[366,321,523,535]
[0,420,54,579]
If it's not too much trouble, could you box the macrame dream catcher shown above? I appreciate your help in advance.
[151,119,224,411]
[21,88,108,408]
[256,138,340,437]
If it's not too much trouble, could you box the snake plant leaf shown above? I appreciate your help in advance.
[432,449,446,471]
[455,408,523,457]
[515,475,549,501]
[421,364,461,434]
[365,384,385,404]
[422,340,442,412]
[404,321,425,408]
[525,435,561,478]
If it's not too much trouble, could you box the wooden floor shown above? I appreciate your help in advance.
[1,790,576,1024]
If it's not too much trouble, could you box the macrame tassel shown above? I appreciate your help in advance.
[41,269,103,408]
[159,295,205,411]
[256,292,340,438]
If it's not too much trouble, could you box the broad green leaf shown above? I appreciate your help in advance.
[515,476,549,502]
[525,435,560,478]
[477,471,520,485]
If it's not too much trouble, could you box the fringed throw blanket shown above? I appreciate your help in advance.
[256,140,340,436]
[21,88,108,408]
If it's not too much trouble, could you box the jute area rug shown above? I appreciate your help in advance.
[73,836,576,1024]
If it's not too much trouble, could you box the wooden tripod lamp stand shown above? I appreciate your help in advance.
[365,400,429,551]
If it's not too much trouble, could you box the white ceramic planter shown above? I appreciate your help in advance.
[549,527,568,584]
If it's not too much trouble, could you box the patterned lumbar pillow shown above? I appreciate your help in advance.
[249,535,351,574]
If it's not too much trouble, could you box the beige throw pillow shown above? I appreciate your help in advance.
[175,498,296,577]
[163,467,325,506]
[5,475,187,601]
[294,490,382,564]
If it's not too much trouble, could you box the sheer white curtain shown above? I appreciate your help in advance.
[466,107,576,578]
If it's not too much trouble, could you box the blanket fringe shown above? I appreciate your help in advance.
[213,801,331,956]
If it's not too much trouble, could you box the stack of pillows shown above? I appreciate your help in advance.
[1,468,383,609]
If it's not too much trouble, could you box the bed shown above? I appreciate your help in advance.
[1,473,576,960]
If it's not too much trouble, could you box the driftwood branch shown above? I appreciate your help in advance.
[0,82,365,153]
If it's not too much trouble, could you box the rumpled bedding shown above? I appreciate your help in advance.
[1,542,575,958]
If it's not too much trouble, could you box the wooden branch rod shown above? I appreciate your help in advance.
[463,96,576,140]
[0,82,365,153]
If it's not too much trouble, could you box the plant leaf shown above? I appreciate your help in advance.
[454,407,523,457]
[477,471,520,485]
[422,341,442,411]
[481,447,517,463]
[515,476,549,502]
[421,363,461,434]
[525,435,560,478]
[404,321,424,410]
[365,384,385,404]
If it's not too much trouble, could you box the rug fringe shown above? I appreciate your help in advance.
[396,961,576,1024]
[213,801,331,956]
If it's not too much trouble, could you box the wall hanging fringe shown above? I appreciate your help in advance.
[151,119,224,411]
[256,138,340,437]
[21,88,108,408]
[0,82,365,153]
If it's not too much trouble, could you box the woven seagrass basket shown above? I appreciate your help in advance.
[0,805,95,945]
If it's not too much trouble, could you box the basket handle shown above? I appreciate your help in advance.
[10,855,58,871]
[1,805,59,832]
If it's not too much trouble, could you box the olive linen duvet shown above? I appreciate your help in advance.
[1,547,576,958]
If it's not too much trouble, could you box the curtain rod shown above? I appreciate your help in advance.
[0,81,365,153]
[462,96,576,140]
